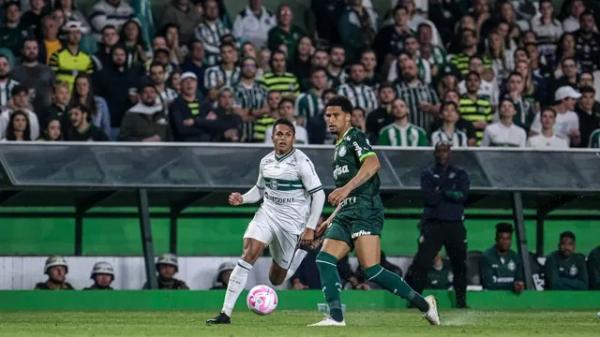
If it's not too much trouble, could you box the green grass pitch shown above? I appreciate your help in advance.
[0,310,598,337]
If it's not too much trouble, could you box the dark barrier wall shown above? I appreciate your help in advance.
[2,144,600,191]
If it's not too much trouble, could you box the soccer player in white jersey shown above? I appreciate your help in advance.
[206,118,326,325]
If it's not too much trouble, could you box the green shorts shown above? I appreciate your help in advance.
[324,194,384,249]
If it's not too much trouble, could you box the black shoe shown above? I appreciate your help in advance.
[206,312,231,325]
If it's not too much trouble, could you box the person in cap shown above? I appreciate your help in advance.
[34,256,75,290]
[211,261,235,289]
[84,261,115,290]
[406,141,470,308]
[530,86,580,146]
[143,253,189,290]
[169,71,224,141]
[48,20,93,92]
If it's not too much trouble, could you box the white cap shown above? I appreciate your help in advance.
[555,86,581,101]
[181,72,197,81]
[62,20,87,33]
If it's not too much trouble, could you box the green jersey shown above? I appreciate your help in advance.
[544,251,589,290]
[426,260,453,289]
[588,246,600,290]
[333,127,380,198]
[589,129,600,148]
[378,123,428,147]
[480,246,523,290]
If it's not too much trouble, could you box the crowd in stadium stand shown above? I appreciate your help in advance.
[0,0,599,147]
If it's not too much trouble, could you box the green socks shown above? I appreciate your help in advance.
[364,264,430,312]
[316,251,344,322]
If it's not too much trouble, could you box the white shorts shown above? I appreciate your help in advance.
[243,213,299,268]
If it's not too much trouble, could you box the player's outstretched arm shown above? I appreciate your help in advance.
[328,155,380,206]
[228,185,264,206]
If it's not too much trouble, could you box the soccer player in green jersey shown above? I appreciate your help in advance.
[309,96,440,327]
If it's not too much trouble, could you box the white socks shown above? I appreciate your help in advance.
[222,260,253,317]
[284,249,308,281]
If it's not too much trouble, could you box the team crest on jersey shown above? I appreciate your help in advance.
[508,260,516,271]
[338,145,347,157]
[269,180,279,190]
[569,265,578,276]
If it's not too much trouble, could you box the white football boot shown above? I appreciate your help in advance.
[308,316,346,327]
[423,295,441,326]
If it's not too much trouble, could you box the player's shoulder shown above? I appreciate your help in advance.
[260,151,276,165]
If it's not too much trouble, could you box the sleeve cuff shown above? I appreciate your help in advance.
[307,186,323,194]
[359,151,376,162]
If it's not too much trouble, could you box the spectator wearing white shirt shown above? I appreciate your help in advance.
[530,86,581,146]
[89,0,134,41]
[0,85,39,140]
[431,101,469,148]
[232,0,275,50]
[527,107,569,149]
[481,99,527,147]
[264,96,307,144]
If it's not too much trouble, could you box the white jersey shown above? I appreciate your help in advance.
[527,133,569,149]
[530,110,579,139]
[481,122,527,147]
[254,149,323,235]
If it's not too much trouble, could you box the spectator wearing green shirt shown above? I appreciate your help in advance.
[338,0,378,63]
[544,231,589,290]
[588,246,600,290]
[480,223,524,293]
[0,1,28,57]
[259,50,300,97]
[267,4,305,62]
[426,254,453,290]
[378,98,428,147]
[295,67,329,125]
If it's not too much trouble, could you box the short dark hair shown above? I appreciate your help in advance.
[580,86,596,95]
[278,96,295,108]
[541,106,557,117]
[310,66,327,76]
[321,88,337,100]
[11,85,28,96]
[149,61,165,70]
[101,24,117,33]
[325,95,353,114]
[219,42,236,51]
[560,231,576,241]
[378,82,395,92]
[466,71,480,80]
[496,223,514,235]
[272,118,295,135]
[440,101,459,114]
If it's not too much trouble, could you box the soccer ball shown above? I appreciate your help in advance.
[246,285,278,315]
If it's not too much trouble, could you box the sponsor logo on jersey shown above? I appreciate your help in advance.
[569,265,578,276]
[333,164,349,179]
[264,193,296,204]
[339,196,356,208]
[351,230,372,239]
[338,145,347,157]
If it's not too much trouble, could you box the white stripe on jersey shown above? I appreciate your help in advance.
[256,148,322,234]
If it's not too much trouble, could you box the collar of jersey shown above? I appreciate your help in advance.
[336,127,353,146]
[275,148,295,162]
